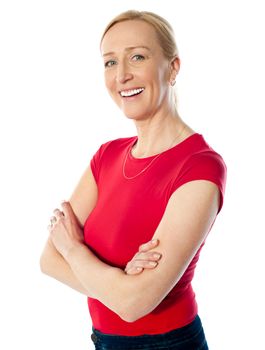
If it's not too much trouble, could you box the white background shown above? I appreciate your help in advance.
[1,0,264,349]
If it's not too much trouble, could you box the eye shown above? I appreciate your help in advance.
[132,54,145,62]
[104,60,116,68]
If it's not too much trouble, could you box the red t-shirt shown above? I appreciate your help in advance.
[84,133,227,336]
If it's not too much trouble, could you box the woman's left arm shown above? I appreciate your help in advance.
[50,180,219,322]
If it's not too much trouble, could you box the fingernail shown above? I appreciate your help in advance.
[136,267,143,271]
[153,253,161,259]
[151,239,158,244]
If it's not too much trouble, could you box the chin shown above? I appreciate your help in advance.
[121,107,152,121]
[123,112,150,121]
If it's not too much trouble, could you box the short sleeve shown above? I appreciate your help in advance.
[90,140,113,184]
[171,151,227,214]
[90,145,102,184]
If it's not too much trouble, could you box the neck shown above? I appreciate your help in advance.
[132,110,194,158]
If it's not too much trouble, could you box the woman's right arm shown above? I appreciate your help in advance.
[40,238,89,295]
[39,165,98,295]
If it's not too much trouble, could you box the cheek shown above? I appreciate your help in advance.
[104,73,111,92]
[148,65,167,86]
[158,65,169,83]
[104,71,116,93]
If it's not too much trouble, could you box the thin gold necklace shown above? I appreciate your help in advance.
[122,126,187,180]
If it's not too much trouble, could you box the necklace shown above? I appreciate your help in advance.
[122,125,187,180]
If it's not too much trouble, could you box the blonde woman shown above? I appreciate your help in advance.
[40,10,226,350]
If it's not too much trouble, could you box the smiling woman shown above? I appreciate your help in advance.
[101,18,179,121]
[40,9,226,350]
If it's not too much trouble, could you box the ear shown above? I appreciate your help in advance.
[169,56,180,84]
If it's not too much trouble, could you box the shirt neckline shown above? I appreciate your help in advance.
[128,133,201,161]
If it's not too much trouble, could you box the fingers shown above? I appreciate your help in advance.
[138,251,161,262]
[50,216,57,224]
[61,200,75,220]
[125,261,158,275]
[47,208,65,231]
[125,251,161,275]
[132,260,158,269]
[139,239,159,252]
[53,208,64,219]
[126,267,143,275]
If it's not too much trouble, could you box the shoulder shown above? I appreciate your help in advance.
[181,134,227,177]
[172,134,227,213]
[94,136,136,157]
[90,136,136,182]
[187,150,227,177]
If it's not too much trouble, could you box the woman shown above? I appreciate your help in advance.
[40,10,226,349]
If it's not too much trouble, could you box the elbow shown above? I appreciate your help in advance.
[39,252,50,275]
[120,314,141,323]
[118,309,137,323]
[39,256,47,274]
[119,307,148,323]
[117,297,152,323]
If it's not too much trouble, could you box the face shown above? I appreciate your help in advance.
[101,20,176,120]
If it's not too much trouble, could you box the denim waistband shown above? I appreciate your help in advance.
[91,315,205,347]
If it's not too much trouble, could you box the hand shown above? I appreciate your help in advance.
[48,201,84,258]
[125,239,161,275]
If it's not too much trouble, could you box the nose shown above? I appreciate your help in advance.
[116,61,133,84]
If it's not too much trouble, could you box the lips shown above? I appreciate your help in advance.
[119,87,145,97]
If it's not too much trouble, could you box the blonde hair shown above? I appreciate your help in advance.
[100,10,179,61]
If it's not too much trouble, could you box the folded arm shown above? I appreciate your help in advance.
[40,165,159,297]
[61,179,220,322]
[40,238,89,295]
[40,165,98,295]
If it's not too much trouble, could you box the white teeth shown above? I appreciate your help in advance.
[120,88,144,97]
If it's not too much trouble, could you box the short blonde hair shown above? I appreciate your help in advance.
[100,10,179,61]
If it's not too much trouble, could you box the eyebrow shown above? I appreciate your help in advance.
[102,46,151,57]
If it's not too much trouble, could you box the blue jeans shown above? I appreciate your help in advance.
[90,315,208,349]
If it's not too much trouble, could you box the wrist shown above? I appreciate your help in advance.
[63,241,84,262]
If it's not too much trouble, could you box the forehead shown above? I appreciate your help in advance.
[101,20,161,55]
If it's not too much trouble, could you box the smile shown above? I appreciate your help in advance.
[119,88,145,97]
